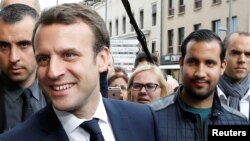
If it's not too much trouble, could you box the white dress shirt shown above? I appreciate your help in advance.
[217,85,250,119]
[54,94,116,141]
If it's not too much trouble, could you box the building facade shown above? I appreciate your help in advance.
[90,0,250,81]
[161,0,250,82]
[92,0,162,74]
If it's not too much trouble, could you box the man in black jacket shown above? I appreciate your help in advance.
[150,29,249,141]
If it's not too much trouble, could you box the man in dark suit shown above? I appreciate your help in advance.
[0,4,47,133]
[0,3,159,141]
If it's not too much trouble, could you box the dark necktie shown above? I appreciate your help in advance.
[80,118,105,141]
[21,89,33,121]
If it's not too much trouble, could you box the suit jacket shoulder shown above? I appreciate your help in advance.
[0,100,160,141]
[103,98,160,141]
[0,78,5,133]
[149,93,176,111]
[0,103,69,141]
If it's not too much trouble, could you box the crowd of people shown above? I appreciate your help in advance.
[0,0,249,141]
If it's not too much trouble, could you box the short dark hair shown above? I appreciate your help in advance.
[0,0,41,12]
[181,29,225,62]
[0,3,38,24]
[32,3,110,56]
[134,52,159,68]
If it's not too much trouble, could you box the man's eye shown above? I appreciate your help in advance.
[206,60,216,67]
[0,42,9,50]
[244,52,250,58]
[36,56,49,65]
[65,53,77,59]
[231,50,241,56]
[65,53,75,57]
[186,59,197,65]
[18,41,32,49]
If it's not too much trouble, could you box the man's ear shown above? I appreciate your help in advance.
[97,47,110,73]
[179,57,184,74]
[179,57,184,67]
[220,59,227,75]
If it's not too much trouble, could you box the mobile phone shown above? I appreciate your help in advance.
[108,87,121,100]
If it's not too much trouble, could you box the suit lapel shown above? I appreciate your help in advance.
[103,99,133,141]
[39,100,138,141]
[0,81,5,133]
[39,103,69,141]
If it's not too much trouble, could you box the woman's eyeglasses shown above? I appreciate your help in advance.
[130,82,160,93]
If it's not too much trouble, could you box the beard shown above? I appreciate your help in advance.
[183,85,214,100]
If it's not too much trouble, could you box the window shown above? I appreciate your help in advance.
[152,4,157,26]
[109,21,112,36]
[140,9,144,29]
[179,0,185,14]
[212,20,221,35]
[122,16,126,34]
[115,19,118,36]
[194,0,202,9]
[168,0,174,16]
[178,27,184,53]
[168,29,174,54]
[152,41,156,53]
[179,0,185,5]
[194,23,201,31]
[232,16,237,32]
[169,0,174,9]
[227,16,237,32]
[212,0,221,4]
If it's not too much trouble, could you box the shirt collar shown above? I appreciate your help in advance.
[29,79,41,100]
[54,93,108,135]
[1,73,40,101]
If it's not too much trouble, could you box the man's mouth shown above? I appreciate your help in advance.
[52,84,74,91]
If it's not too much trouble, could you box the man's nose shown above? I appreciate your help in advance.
[194,64,206,78]
[47,57,65,80]
[9,47,20,63]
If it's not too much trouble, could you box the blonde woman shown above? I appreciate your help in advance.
[127,64,169,104]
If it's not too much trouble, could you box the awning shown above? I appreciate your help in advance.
[159,64,180,70]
